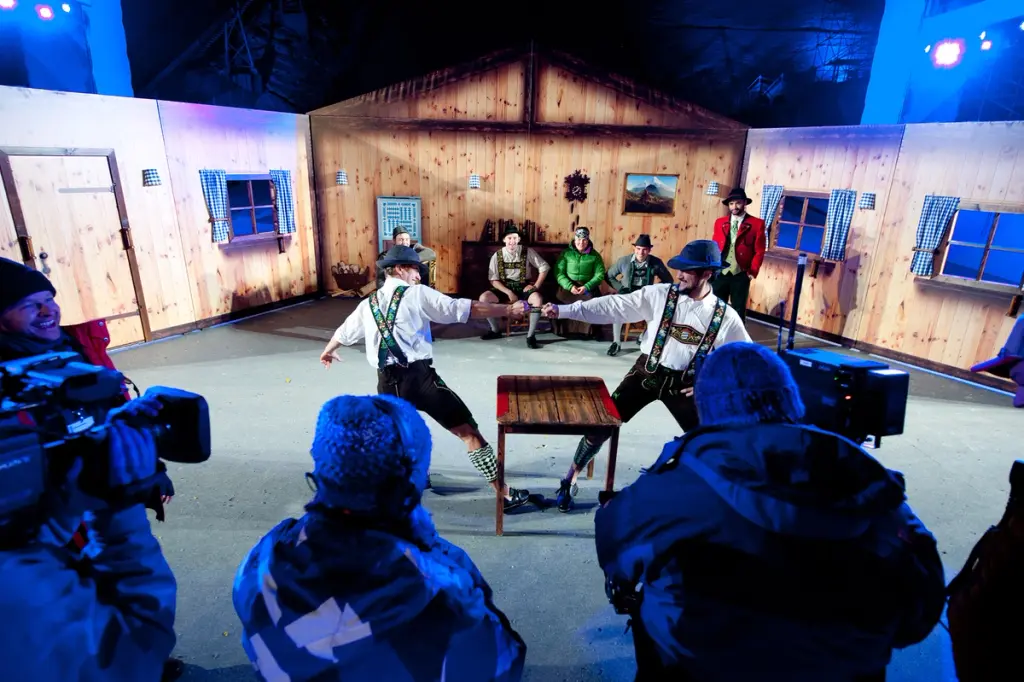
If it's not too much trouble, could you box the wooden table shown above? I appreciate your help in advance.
[495,375,623,535]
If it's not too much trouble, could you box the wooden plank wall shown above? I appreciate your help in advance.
[312,61,745,294]
[0,86,319,346]
[157,100,318,322]
[743,121,1024,376]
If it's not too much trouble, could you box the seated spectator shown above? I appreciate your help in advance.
[598,234,671,356]
[554,227,605,337]
[594,342,946,682]
[377,226,436,289]
[233,394,527,682]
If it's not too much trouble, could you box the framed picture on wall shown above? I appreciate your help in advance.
[622,173,679,216]
[376,196,423,252]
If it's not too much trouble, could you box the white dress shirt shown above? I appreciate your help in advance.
[487,246,550,283]
[557,284,751,371]
[332,277,472,369]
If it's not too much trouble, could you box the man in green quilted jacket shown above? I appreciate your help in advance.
[554,227,606,336]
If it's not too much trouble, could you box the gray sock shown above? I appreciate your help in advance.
[528,310,540,336]
[487,317,500,333]
[613,323,623,343]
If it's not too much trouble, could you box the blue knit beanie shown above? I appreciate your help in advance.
[695,342,806,427]
[309,394,431,513]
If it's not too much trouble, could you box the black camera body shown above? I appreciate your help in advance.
[0,351,211,541]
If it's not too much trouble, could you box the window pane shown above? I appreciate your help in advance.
[254,207,276,234]
[781,197,805,223]
[227,180,252,209]
[231,208,255,237]
[251,180,273,206]
[799,226,825,254]
[942,244,984,279]
[805,198,829,226]
[776,222,799,249]
[951,210,994,245]
[992,213,1024,251]
[981,250,1024,287]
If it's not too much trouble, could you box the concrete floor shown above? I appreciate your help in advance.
[109,296,1020,681]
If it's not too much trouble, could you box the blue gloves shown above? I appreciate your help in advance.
[104,397,161,489]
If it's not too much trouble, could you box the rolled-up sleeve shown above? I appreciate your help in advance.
[417,287,472,324]
[559,287,655,325]
[486,253,500,282]
[528,248,550,274]
[332,302,367,345]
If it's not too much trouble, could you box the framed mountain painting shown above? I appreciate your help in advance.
[623,173,679,216]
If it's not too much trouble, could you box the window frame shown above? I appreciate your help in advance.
[934,201,1024,293]
[770,190,830,256]
[224,173,279,245]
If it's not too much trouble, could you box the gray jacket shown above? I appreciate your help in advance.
[606,254,671,293]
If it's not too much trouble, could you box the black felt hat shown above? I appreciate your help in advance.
[722,188,752,206]
[376,245,422,269]
[633,234,653,248]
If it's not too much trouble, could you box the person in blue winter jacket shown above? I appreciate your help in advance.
[233,393,526,682]
[0,398,178,682]
[595,342,947,682]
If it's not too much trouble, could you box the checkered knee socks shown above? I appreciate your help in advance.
[468,444,499,482]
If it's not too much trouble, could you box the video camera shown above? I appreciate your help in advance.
[776,254,910,447]
[0,351,211,541]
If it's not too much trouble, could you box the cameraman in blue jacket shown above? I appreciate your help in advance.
[595,342,946,682]
[0,398,177,681]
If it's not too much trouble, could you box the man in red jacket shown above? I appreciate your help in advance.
[711,188,767,322]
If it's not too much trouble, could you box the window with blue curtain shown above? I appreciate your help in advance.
[773,194,830,255]
[941,209,1024,288]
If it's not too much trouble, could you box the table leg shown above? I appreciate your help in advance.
[496,425,506,536]
[604,427,620,492]
[586,458,595,479]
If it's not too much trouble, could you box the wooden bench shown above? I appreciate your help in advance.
[495,375,623,536]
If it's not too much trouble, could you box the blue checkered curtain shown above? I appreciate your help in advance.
[269,169,297,235]
[760,184,784,245]
[821,189,856,261]
[199,170,230,243]
[910,195,960,276]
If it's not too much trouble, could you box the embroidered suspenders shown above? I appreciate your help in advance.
[645,284,728,382]
[369,286,409,369]
[496,249,528,288]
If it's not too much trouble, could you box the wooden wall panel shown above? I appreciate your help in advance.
[857,121,1024,372]
[537,65,702,127]
[742,126,904,339]
[0,86,194,334]
[312,116,744,293]
[156,100,319,322]
[346,63,525,122]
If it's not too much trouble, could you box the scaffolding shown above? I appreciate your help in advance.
[813,0,873,83]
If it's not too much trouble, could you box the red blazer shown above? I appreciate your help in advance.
[713,214,768,278]
[64,319,132,402]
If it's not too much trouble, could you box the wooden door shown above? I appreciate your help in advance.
[8,155,145,347]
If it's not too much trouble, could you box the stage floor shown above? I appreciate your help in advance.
[111,296,1014,681]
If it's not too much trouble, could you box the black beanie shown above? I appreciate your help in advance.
[0,257,56,314]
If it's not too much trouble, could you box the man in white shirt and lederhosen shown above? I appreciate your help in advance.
[533,239,752,513]
[320,245,532,512]
[479,225,550,349]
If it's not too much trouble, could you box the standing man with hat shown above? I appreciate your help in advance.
[320,245,532,512]
[479,224,550,349]
[600,234,672,357]
[376,226,437,290]
[535,239,751,512]
[711,188,767,322]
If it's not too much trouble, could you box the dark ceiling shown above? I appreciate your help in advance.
[120,0,886,127]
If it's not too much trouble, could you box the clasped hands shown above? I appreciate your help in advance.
[508,301,561,319]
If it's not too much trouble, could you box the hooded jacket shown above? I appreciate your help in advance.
[595,423,946,682]
[233,505,526,682]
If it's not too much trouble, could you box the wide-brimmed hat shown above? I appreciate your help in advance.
[667,239,723,271]
[633,234,653,248]
[377,245,422,269]
[722,188,752,206]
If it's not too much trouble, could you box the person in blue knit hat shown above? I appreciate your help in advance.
[233,394,527,682]
[594,342,946,682]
